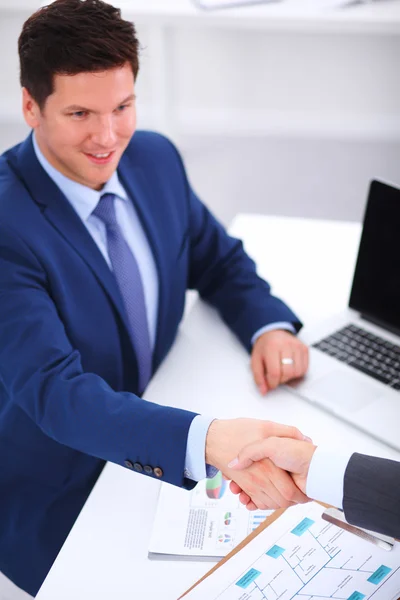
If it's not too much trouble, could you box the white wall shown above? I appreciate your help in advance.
[0,2,399,226]
[181,136,400,224]
[133,23,400,224]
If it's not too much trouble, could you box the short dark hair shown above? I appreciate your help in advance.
[18,0,140,109]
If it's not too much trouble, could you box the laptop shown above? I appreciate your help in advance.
[287,180,400,451]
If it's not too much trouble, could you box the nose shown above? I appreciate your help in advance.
[91,115,117,148]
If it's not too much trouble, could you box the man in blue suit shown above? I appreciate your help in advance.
[0,0,310,595]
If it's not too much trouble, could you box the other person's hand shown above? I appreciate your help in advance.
[205,419,310,510]
[228,437,316,510]
[251,329,309,395]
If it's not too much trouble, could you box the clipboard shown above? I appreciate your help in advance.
[179,503,398,599]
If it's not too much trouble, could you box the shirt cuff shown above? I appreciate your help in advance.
[306,446,353,509]
[251,322,296,346]
[184,415,217,482]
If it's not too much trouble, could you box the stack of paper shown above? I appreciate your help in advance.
[148,472,273,560]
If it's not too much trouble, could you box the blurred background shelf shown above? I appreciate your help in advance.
[117,0,400,34]
[4,1,400,32]
[0,0,399,227]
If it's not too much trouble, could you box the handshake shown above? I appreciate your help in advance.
[205,419,317,510]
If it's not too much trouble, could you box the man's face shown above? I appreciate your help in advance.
[23,63,137,190]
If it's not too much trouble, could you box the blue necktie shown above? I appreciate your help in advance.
[93,193,152,392]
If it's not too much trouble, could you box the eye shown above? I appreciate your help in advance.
[71,111,87,119]
[116,104,129,113]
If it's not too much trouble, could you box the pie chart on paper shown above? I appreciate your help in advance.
[205,471,227,499]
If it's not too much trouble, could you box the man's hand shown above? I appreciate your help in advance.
[205,419,310,510]
[251,330,309,395]
[229,437,317,509]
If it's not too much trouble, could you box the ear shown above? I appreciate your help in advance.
[22,87,41,129]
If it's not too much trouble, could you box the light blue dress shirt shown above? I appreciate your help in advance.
[32,134,294,482]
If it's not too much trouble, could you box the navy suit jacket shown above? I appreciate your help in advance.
[0,131,300,595]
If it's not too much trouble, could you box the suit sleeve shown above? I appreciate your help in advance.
[0,224,197,488]
[343,452,400,538]
[166,142,302,351]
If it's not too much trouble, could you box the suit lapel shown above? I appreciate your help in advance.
[12,135,134,346]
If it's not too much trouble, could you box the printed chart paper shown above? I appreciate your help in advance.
[183,501,400,599]
[148,472,273,560]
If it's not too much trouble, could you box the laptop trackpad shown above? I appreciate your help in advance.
[306,371,380,413]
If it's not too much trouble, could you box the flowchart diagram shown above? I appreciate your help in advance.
[216,513,399,600]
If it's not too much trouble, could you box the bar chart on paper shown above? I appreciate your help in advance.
[184,502,400,600]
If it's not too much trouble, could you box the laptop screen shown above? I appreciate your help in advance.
[349,180,400,335]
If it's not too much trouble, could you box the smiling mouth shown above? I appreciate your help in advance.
[84,151,115,164]
[86,151,113,158]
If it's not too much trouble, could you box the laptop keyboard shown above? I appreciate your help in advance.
[312,324,400,390]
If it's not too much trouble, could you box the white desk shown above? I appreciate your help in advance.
[37,215,400,600]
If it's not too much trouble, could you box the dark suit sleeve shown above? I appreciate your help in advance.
[0,224,197,488]
[343,452,400,538]
[165,139,302,351]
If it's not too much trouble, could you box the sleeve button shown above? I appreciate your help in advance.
[153,467,163,478]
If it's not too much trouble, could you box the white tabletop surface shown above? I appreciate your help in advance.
[37,214,400,600]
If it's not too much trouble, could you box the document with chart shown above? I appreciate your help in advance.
[148,471,272,560]
[183,501,400,599]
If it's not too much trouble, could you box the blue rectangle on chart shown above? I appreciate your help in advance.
[368,565,392,585]
[236,569,261,589]
[291,518,315,537]
[347,592,366,600]
[266,545,285,559]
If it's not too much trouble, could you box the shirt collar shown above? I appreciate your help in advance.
[32,133,128,222]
